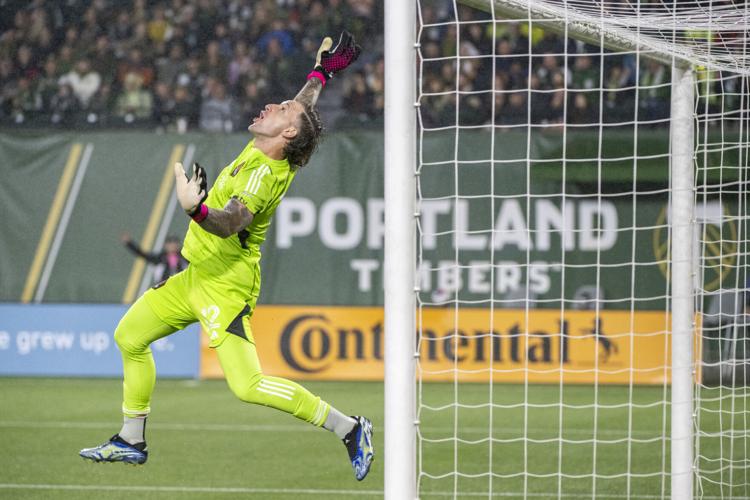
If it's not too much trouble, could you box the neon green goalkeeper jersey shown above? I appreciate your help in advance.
[181,140,296,293]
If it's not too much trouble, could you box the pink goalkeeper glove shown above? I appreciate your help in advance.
[308,31,362,86]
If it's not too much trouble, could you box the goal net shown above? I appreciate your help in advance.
[407,0,750,498]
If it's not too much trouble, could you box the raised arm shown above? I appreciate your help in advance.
[294,78,324,108]
[122,237,161,264]
[295,31,362,107]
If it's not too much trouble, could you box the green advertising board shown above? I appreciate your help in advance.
[0,129,741,308]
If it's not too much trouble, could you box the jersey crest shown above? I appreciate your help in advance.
[231,161,246,177]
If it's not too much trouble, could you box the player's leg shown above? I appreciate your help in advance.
[114,296,179,441]
[215,332,330,424]
[215,330,374,480]
[80,272,195,464]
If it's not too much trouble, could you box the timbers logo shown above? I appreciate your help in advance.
[652,203,737,291]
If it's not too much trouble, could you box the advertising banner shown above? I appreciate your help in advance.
[2,130,740,307]
[0,304,200,377]
[201,305,684,384]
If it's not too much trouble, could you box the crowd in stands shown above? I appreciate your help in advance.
[0,0,383,131]
[0,0,740,132]
[418,4,743,129]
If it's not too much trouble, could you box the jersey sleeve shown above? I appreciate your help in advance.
[232,164,276,215]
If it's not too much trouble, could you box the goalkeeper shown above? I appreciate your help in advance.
[79,32,373,482]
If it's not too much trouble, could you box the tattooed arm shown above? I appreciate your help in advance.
[294,77,323,107]
[196,198,253,239]
[295,31,361,108]
[174,162,253,239]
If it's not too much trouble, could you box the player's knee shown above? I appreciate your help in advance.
[114,322,146,355]
[227,372,264,404]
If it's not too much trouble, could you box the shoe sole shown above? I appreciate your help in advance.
[82,458,145,466]
[80,453,147,465]
[356,418,375,481]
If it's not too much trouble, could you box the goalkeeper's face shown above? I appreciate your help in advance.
[248,100,303,142]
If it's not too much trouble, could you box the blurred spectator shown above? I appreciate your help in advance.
[545,89,566,125]
[117,49,154,89]
[110,11,134,49]
[173,85,197,132]
[153,81,176,129]
[227,41,253,90]
[258,20,295,55]
[175,56,205,102]
[35,57,60,110]
[15,45,39,81]
[50,83,80,124]
[57,45,77,75]
[568,93,597,124]
[604,65,634,122]
[121,233,187,284]
[502,91,528,126]
[264,38,296,101]
[536,55,561,90]
[570,55,598,122]
[421,77,453,128]
[58,59,101,108]
[213,23,234,59]
[11,77,41,121]
[343,72,374,121]
[156,43,187,86]
[88,83,113,124]
[640,60,670,121]
[148,5,172,44]
[90,36,117,86]
[115,72,153,121]
[368,59,385,118]
[571,56,597,90]
[204,40,228,80]
[496,38,517,75]
[200,81,233,132]
[239,81,267,128]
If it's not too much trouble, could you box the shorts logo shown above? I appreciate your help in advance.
[201,305,221,341]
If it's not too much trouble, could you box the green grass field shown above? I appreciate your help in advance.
[0,378,747,499]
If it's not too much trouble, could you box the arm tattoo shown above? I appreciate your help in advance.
[294,78,323,107]
[197,198,254,238]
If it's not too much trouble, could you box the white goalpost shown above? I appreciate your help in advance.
[384,0,749,498]
[384,0,417,498]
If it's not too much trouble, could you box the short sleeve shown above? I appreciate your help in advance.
[233,164,275,215]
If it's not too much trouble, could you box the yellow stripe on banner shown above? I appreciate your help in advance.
[121,144,185,303]
[21,143,84,302]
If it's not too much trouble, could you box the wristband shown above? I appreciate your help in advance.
[307,70,327,87]
[190,203,209,223]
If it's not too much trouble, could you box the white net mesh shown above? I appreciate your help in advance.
[462,0,750,75]
[414,0,749,497]
[694,68,750,497]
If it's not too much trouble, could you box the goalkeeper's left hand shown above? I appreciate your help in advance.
[174,162,207,217]
[308,31,362,84]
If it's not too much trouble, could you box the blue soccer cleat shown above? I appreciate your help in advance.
[79,434,148,465]
[342,416,374,481]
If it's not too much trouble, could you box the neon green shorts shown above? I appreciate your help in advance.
[143,264,258,348]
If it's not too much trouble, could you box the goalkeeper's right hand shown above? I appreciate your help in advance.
[308,31,362,85]
[174,162,208,220]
